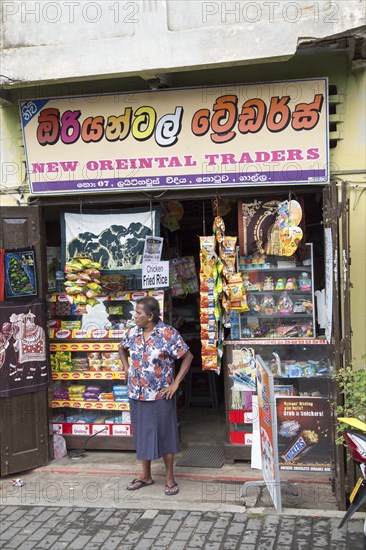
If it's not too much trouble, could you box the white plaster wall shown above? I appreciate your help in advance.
[0,100,27,207]
[1,0,365,85]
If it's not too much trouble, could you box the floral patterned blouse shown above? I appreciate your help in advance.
[120,320,189,401]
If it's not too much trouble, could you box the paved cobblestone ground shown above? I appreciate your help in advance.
[0,506,364,549]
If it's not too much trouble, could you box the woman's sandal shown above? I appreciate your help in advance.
[125,479,155,491]
[165,482,179,496]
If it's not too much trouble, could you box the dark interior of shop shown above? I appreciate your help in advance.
[44,189,325,453]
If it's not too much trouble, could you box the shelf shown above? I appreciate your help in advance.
[52,372,125,380]
[239,313,313,319]
[246,290,312,295]
[52,400,129,410]
[49,331,125,340]
[239,266,311,272]
[273,375,331,380]
[51,422,131,437]
[225,339,327,345]
[50,342,120,352]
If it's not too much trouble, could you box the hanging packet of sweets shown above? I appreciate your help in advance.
[213,216,225,243]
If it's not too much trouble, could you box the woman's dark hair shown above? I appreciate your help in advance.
[137,296,160,323]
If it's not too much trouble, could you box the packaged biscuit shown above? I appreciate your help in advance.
[101,352,120,360]
[88,352,101,360]
[99,393,115,401]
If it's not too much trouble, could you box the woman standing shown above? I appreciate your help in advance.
[119,296,193,496]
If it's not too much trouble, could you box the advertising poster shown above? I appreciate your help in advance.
[256,356,282,512]
[142,236,163,263]
[276,397,332,472]
[20,79,329,195]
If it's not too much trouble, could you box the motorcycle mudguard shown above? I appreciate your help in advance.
[339,482,366,529]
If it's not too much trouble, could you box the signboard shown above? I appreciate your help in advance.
[20,78,329,195]
[276,396,332,472]
[142,262,169,289]
[256,355,282,512]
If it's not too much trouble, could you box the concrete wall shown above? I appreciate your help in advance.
[0,100,26,207]
[0,0,365,366]
[1,0,365,85]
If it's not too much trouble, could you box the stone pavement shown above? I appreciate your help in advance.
[0,504,365,549]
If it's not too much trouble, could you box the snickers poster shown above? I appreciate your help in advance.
[276,397,332,472]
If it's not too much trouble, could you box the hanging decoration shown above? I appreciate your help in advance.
[62,208,160,272]
[160,200,184,232]
[0,301,49,397]
[4,248,38,299]
[238,200,280,256]
[265,200,303,256]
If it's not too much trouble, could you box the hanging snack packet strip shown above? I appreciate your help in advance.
[64,256,102,313]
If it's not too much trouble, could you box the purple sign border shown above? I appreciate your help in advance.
[30,169,327,194]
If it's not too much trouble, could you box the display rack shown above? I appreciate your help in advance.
[223,243,334,464]
[48,289,168,451]
[237,243,316,339]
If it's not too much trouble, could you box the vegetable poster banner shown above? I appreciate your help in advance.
[0,301,50,397]
[19,78,329,195]
[276,397,332,472]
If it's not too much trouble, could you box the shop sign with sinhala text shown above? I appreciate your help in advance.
[20,79,329,195]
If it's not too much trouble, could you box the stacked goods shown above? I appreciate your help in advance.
[113,385,128,402]
[64,257,102,314]
[83,385,102,401]
[71,357,89,371]
[101,352,122,371]
[53,388,70,400]
[52,351,73,372]
[87,352,103,372]
[87,352,123,372]
[50,354,58,372]
[68,384,86,400]
[99,392,115,402]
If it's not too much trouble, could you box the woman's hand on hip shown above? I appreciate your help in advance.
[161,381,179,399]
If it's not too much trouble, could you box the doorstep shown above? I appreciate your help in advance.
[34,449,333,485]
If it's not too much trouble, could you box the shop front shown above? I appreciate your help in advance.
[0,78,346,499]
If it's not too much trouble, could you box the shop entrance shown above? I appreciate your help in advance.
[41,188,331,464]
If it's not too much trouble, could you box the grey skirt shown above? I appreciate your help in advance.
[129,398,180,460]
